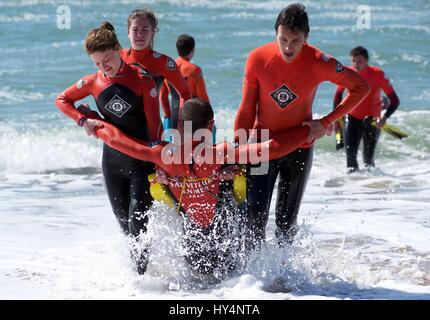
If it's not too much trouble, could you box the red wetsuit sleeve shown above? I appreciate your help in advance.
[234,54,259,141]
[333,86,346,110]
[192,67,210,102]
[95,120,163,164]
[159,79,171,118]
[227,126,309,163]
[312,57,370,128]
[380,71,395,96]
[55,75,94,125]
[141,80,162,142]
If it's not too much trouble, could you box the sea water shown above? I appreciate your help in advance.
[0,0,429,299]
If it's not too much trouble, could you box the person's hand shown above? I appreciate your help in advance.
[156,167,169,185]
[302,120,328,143]
[218,165,239,181]
[82,118,103,138]
[77,104,91,114]
[325,123,335,136]
[77,104,101,120]
[375,116,387,128]
[334,120,342,133]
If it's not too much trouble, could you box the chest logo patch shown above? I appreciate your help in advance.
[269,84,298,109]
[166,57,176,71]
[335,60,344,73]
[104,95,131,118]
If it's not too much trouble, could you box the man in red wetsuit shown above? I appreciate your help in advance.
[87,98,310,280]
[121,9,192,128]
[234,3,370,247]
[159,34,210,129]
[333,46,400,172]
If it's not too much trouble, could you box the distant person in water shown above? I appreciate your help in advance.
[333,46,400,172]
[160,34,210,130]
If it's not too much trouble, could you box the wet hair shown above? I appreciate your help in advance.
[176,34,195,57]
[350,46,369,60]
[84,21,120,54]
[127,8,159,48]
[181,98,214,134]
[275,3,310,35]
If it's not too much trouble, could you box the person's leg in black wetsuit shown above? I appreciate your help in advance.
[275,147,313,246]
[101,144,154,274]
[362,117,381,168]
[245,161,279,247]
[344,115,364,172]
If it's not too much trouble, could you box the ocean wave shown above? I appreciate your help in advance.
[0,13,50,23]
[0,87,44,106]
[0,126,102,173]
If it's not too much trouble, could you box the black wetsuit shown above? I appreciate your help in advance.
[344,115,380,170]
[246,147,313,247]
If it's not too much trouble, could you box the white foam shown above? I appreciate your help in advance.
[0,87,44,105]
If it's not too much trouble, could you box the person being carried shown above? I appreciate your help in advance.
[85,98,310,281]
[333,46,400,172]
[160,34,210,130]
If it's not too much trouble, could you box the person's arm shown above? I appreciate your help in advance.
[94,119,162,164]
[159,79,171,118]
[228,126,309,164]
[333,86,346,110]
[55,75,94,126]
[314,56,370,128]
[162,57,192,102]
[142,79,162,142]
[234,53,259,143]
[193,67,210,102]
[380,72,400,119]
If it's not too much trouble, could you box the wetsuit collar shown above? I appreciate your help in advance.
[358,65,370,76]
[128,47,152,60]
[177,56,189,63]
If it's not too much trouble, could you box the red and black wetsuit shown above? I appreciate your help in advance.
[333,65,400,170]
[159,56,210,129]
[235,41,370,245]
[55,62,161,246]
[121,47,192,128]
[92,118,309,276]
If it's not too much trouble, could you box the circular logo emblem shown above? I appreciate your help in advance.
[150,87,158,98]
[278,92,291,103]
[76,79,85,89]
[112,102,124,112]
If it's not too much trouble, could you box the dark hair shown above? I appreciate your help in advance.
[84,21,120,54]
[181,98,214,134]
[350,46,369,60]
[275,3,309,34]
[176,34,195,57]
[127,9,159,49]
